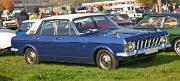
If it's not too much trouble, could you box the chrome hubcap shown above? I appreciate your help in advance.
[175,40,180,54]
[27,51,36,64]
[100,53,112,69]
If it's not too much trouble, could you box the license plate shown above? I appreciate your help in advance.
[145,48,158,55]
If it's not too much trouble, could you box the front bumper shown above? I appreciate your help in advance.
[116,44,171,57]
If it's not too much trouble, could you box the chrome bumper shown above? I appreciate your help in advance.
[10,48,19,52]
[116,44,171,57]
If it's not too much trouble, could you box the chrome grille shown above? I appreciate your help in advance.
[135,37,161,50]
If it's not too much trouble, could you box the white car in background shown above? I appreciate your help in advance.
[0,19,41,53]
[0,29,15,52]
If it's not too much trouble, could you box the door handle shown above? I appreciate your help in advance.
[36,37,39,40]
[56,37,62,40]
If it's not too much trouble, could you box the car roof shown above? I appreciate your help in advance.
[26,14,105,34]
[42,13,104,21]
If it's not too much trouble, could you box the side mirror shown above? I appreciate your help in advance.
[154,25,160,31]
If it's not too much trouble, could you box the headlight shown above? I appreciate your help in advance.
[160,36,168,44]
[124,42,136,52]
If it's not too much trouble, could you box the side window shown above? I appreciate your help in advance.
[74,17,95,33]
[18,22,34,32]
[163,17,178,28]
[56,20,75,36]
[41,20,57,35]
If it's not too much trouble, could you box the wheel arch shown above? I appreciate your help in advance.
[93,46,114,64]
[23,45,38,54]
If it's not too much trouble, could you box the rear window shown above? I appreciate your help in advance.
[18,22,34,32]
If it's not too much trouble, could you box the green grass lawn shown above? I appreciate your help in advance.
[0,52,180,81]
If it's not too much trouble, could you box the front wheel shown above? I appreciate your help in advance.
[25,48,39,64]
[96,49,119,69]
[173,38,180,55]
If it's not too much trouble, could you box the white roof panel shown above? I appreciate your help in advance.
[42,13,104,21]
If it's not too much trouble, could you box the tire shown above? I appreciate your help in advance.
[24,48,39,64]
[96,49,119,69]
[173,38,180,55]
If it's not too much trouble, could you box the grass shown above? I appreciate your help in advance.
[0,52,180,81]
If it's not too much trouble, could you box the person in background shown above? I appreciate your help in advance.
[0,10,3,28]
[30,8,44,20]
[16,9,29,27]
[96,6,107,14]
[70,7,76,14]
[49,10,55,16]
[54,9,60,16]
[60,7,68,15]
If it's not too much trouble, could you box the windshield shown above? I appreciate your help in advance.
[18,22,35,32]
[136,17,163,28]
[73,15,120,34]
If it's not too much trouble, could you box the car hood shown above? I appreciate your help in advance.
[103,29,167,42]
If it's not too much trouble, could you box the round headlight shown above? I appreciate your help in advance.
[125,42,136,52]
[160,36,168,44]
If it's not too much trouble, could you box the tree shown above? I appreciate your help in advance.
[138,0,156,6]
[162,0,180,4]
[0,0,13,10]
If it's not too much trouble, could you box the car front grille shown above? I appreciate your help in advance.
[135,37,161,50]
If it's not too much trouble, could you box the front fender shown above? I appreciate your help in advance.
[93,46,115,56]
[22,44,38,54]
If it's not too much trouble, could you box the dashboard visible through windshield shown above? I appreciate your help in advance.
[73,15,120,34]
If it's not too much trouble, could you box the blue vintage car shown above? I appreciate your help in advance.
[11,14,170,69]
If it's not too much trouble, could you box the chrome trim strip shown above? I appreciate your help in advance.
[148,39,152,47]
[140,40,144,49]
[136,40,139,50]
[145,39,148,48]
[152,38,155,47]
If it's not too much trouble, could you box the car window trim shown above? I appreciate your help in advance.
[35,19,70,36]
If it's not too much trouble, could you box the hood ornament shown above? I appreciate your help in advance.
[112,32,120,38]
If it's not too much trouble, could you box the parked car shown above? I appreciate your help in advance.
[134,13,180,54]
[0,19,40,53]
[11,14,170,69]
[107,14,135,27]
[0,29,16,52]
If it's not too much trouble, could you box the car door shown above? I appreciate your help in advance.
[54,18,96,63]
[53,20,81,62]
[34,20,57,60]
